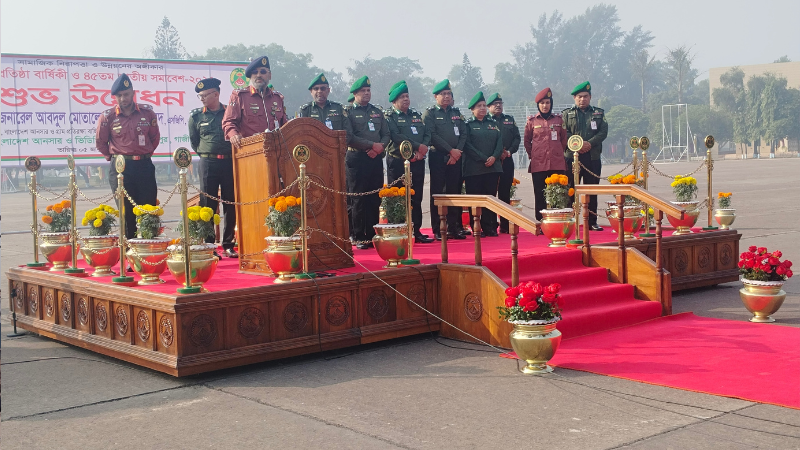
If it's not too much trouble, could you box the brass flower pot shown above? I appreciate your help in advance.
[80,235,120,277]
[372,224,409,268]
[167,243,219,291]
[509,198,523,212]
[606,204,644,240]
[126,238,171,285]
[739,279,786,323]
[264,236,303,283]
[40,232,76,271]
[667,201,700,235]
[509,321,562,374]
[714,208,736,230]
[540,209,575,247]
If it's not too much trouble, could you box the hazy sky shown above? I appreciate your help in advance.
[2,0,798,83]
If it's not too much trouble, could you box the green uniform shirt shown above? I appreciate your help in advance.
[384,107,431,158]
[345,103,390,152]
[561,105,608,160]
[491,112,522,154]
[421,105,467,153]
[188,105,232,155]
[299,100,353,144]
[462,116,503,177]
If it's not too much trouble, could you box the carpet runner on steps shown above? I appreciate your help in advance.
[482,249,663,339]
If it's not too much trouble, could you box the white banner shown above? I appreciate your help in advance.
[1,54,249,166]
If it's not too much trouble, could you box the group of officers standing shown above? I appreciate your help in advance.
[95,55,608,258]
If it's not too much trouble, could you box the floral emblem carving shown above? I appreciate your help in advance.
[159,316,174,347]
[675,249,689,274]
[136,310,150,342]
[238,307,266,338]
[28,286,39,314]
[721,244,733,267]
[698,247,712,269]
[77,296,89,325]
[283,301,308,332]
[464,293,483,322]
[96,303,108,331]
[406,284,426,312]
[44,290,54,317]
[367,290,389,320]
[325,296,349,326]
[189,314,218,347]
[61,293,71,323]
[116,306,128,336]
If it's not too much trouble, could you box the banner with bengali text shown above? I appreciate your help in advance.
[1,54,248,166]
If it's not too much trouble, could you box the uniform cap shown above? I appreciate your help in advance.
[486,93,502,106]
[308,73,329,90]
[110,73,133,95]
[245,56,270,77]
[347,93,355,103]
[570,81,591,96]
[432,79,451,95]
[350,75,371,93]
[535,87,553,103]
[388,82,409,102]
[388,80,406,94]
[195,77,221,93]
[468,91,485,109]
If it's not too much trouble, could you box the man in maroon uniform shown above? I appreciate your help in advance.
[222,56,288,147]
[95,73,160,239]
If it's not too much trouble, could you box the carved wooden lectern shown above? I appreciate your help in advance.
[232,118,354,275]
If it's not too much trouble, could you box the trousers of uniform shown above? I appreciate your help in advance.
[497,156,515,231]
[386,156,425,236]
[198,157,236,250]
[108,158,158,239]
[531,169,567,221]
[346,151,384,241]
[428,150,462,236]
[465,172,501,233]
[566,154,601,226]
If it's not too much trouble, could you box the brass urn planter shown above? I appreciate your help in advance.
[126,238,171,285]
[509,321,562,374]
[167,243,219,291]
[667,201,700,235]
[40,232,76,271]
[739,279,786,323]
[372,223,409,268]
[714,208,736,230]
[540,209,575,247]
[606,202,644,240]
[80,235,119,277]
[264,236,303,283]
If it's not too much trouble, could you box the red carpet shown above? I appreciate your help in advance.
[510,313,800,409]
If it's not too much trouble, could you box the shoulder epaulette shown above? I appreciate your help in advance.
[426,106,435,111]
[190,108,202,116]
[561,108,572,114]
[102,108,114,117]
[374,104,384,111]
[527,114,536,121]
[300,103,310,110]
[593,107,604,113]
[329,100,342,107]
[138,103,153,110]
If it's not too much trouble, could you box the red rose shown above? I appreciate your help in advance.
[745,259,756,269]
[743,252,755,260]
[738,260,746,268]
[521,287,535,299]
[518,296,531,308]
[786,270,793,278]
[776,266,787,276]
[505,296,517,307]
[785,260,793,268]
[545,283,561,294]
[760,264,772,272]
[757,247,768,255]
[542,292,557,303]
[768,257,780,266]
[505,287,519,297]
[557,295,565,308]
[772,251,783,258]
[524,301,539,312]
[531,283,544,297]
[748,246,757,252]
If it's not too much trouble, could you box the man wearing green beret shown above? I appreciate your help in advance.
[463,91,503,237]
[422,79,468,240]
[384,82,433,243]
[344,75,390,249]
[347,93,355,105]
[562,81,608,231]
[299,73,352,140]
[487,93,521,234]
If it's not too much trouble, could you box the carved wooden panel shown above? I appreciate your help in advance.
[694,245,715,274]
[395,281,435,320]
[10,280,24,314]
[42,287,56,323]
[226,303,270,348]
[670,247,691,277]
[156,311,177,355]
[113,303,132,343]
[318,292,353,334]
[717,242,737,270]
[269,297,313,341]
[132,307,153,350]
[93,298,112,339]
[464,292,483,322]
[25,283,39,319]
[74,294,92,333]
[361,286,396,326]
[57,290,73,328]
[180,310,225,356]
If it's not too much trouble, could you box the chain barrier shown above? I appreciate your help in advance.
[577,161,603,179]
[187,178,300,206]
[121,183,179,215]
[121,237,170,266]
[74,183,115,204]
[646,159,707,180]
[307,227,372,246]
[307,175,405,197]
[32,184,70,202]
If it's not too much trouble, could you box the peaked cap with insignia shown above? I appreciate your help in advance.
[468,91,485,109]
[486,93,502,106]
[195,77,221,93]
[308,73,329,90]
[570,81,591,96]
[350,75,371,93]
[110,73,133,95]
[432,79,451,95]
[245,56,270,77]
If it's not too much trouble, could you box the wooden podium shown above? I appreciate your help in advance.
[232,118,354,275]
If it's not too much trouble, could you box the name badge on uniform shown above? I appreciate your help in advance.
[591,121,598,130]
[410,126,418,135]
[138,135,146,146]
[551,131,558,141]
[274,120,280,130]
[453,126,460,136]
[368,122,376,132]
[325,119,333,130]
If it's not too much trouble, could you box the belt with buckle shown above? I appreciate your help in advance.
[114,154,151,161]
[347,147,359,152]
[200,154,231,159]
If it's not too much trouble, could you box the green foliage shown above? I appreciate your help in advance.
[381,196,406,225]
[718,195,732,209]
[448,54,485,108]
[265,205,301,237]
[136,214,162,239]
[605,105,650,146]
[544,183,570,209]
[42,209,71,233]
[150,16,186,60]
[346,56,432,110]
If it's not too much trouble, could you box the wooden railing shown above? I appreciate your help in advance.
[432,194,540,286]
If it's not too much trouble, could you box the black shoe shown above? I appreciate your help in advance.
[357,242,374,250]
[590,224,604,231]
[213,251,221,259]
[224,249,239,258]
[448,232,466,240]
[417,233,430,239]
[485,230,499,237]
[499,228,509,234]
[415,235,434,244]
[459,229,472,236]
[479,231,486,238]
[434,233,442,241]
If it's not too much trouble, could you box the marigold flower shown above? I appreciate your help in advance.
[296,196,302,205]
[96,211,107,220]
[213,214,221,225]
[42,215,53,224]
[568,188,575,196]
[269,198,278,207]
[275,200,288,212]
[199,211,212,221]
[188,212,200,221]
[81,217,89,226]
[53,205,63,213]
[61,200,71,208]
[46,205,53,211]
[285,197,297,207]
[93,218,103,227]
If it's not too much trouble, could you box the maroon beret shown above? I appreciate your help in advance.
[535,87,553,104]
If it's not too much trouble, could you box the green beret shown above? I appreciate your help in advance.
[486,93,502,105]
[347,93,355,103]
[388,83,408,102]
[388,80,406,94]
[350,75,371,93]
[570,81,591,96]
[432,79,451,95]
[468,91,485,109]
[308,73,329,90]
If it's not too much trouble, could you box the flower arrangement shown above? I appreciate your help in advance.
[497,281,563,323]
[608,173,645,205]
[509,178,521,198]
[81,204,119,236]
[132,204,164,239]
[718,192,732,209]
[178,206,221,244]
[544,174,572,209]
[739,246,793,281]
[378,185,414,224]
[670,175,697,202]
[41,200,72,232]
[265,195,301,237]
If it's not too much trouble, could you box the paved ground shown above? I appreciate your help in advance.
[2,158,799,449]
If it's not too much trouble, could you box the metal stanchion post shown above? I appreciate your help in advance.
[702,135,718,231]
[112,156,135,286]
[639,137,655,238]
[174,148,202,294]
[64,156,87,276]
[25,156,46,269]
[292,145,317,280]
[567,135,584,245]
[399,141,419,265]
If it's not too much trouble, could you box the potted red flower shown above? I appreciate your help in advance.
[738,246,793,322]
[497,281,563,374]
